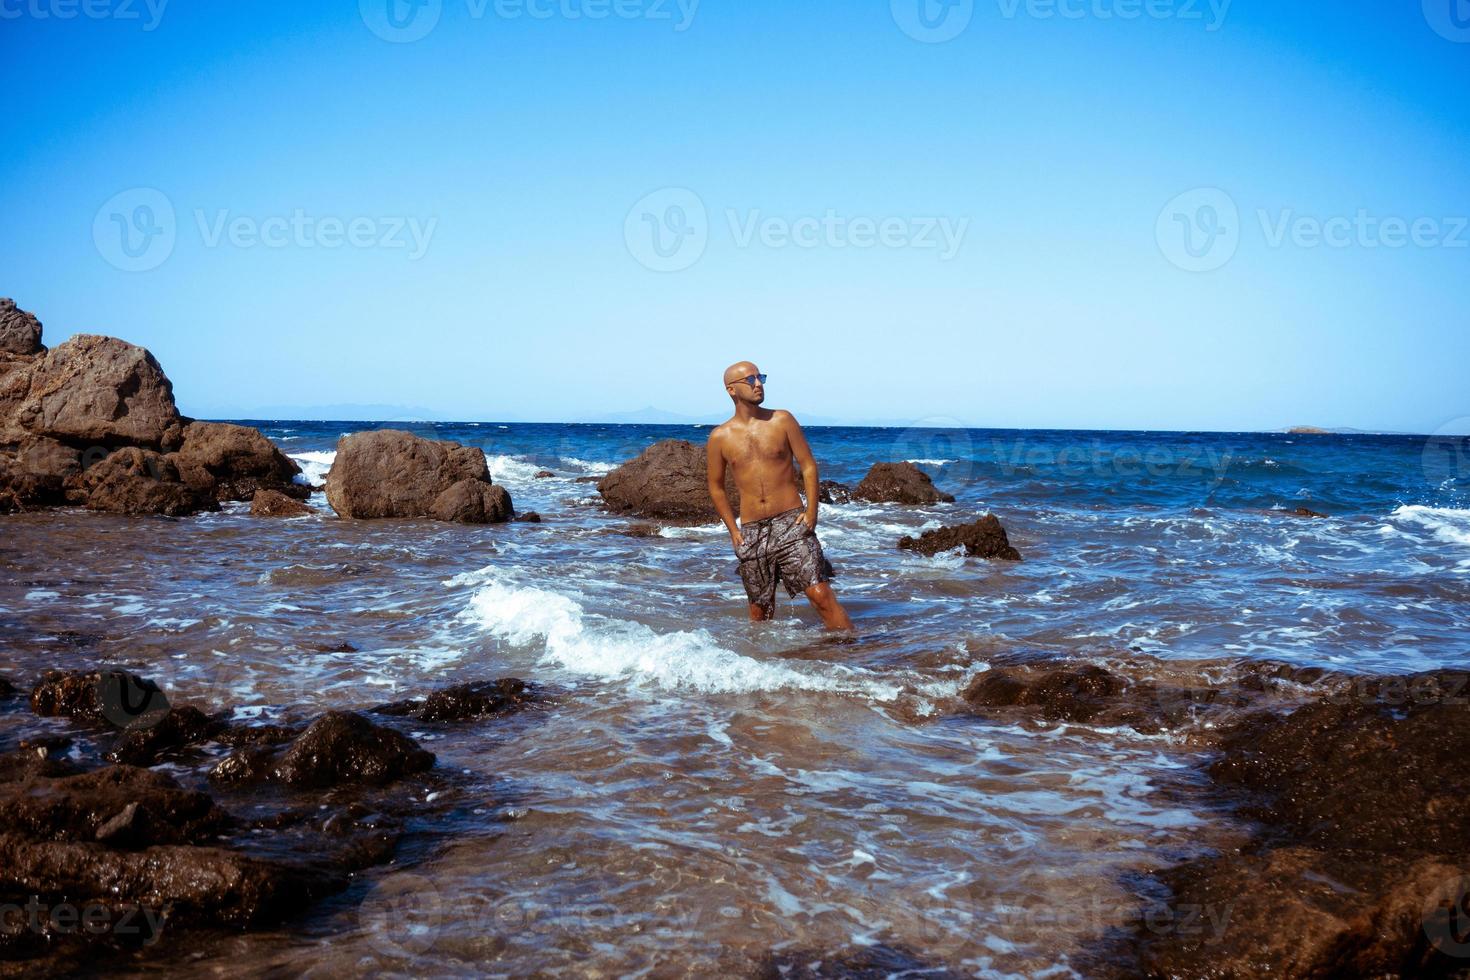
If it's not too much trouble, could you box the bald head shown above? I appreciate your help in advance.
[723,361,759,387]
[722,361,765,408]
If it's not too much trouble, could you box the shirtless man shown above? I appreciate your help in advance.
[706,361,854,630]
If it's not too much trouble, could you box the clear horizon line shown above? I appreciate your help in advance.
[197,415,1440,438]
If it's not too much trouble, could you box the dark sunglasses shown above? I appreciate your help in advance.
[728,373,767,387]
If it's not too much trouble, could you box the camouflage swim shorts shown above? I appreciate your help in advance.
[735,506,834,617]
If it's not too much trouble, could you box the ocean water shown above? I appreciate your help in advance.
[1,422,1466,976]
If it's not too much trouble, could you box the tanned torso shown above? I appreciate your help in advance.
[708,410,804,523]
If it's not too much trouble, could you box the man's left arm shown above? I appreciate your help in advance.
[782,411,821,530]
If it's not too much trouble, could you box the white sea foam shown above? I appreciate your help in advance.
[1392,505,1470,548]
[455,567,961,702]
[289,450,336,487]
[485,454,545,483]
[560,456,615,475]
[906,459,954,466]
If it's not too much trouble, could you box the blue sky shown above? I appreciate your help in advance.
[2,0,1467,431]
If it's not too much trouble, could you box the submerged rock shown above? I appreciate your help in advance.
[1123,667,1470,977]
[30,669,172,729]
[210,710,434,787]
[372,678,534,722]
[852,461,955,505]
[0,758,348,951]
[106,705,227,766]
[250,488,313,517]
[898,514,1020,560]
[818,479,851,504]
[325,429,512,523]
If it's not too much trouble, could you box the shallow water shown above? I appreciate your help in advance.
[1,423,1466,976]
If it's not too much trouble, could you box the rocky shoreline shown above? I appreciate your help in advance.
[0,665,542,974]
[5,651,1468,975]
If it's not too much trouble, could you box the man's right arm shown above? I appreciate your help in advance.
[706,431,742,549]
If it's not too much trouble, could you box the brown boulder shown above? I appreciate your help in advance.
[324,429,507,521]
[0,297,43,355]
[597,439,754,522]
[174,421,304,502]
[852,461,955,505]
[250,488,313,517]
[209,710,434,788]
[0,435,81,510]
[0,334,180,447]
[74,446,214,516]
[898,514,1020,560]
[428,478,513,524]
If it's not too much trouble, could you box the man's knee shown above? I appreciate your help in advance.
[805,582,839,609]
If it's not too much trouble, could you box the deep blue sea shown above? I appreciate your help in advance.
[264,421,1469,672]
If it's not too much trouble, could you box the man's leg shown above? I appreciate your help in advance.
[748,602,771,622]
[803,582,853,631]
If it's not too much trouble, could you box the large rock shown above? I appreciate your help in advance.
[597,439,748,523]
[429,478,513,524]
[852,461,955,505]
[324,429,511,522]
[75,446,214,516]
[174,421,304,502]
[0,334,181,447]
[0,297,43,355]
[898,514,1020,559]
[209,710,435,787]
[1123,668,1470,977]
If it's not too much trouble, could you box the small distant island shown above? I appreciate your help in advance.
[1286,425,1332,434]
